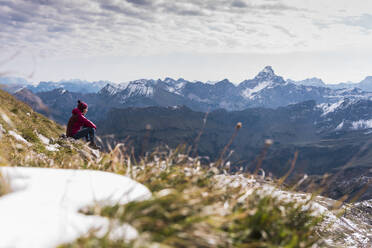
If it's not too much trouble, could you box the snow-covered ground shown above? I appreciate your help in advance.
[0,167,151,248]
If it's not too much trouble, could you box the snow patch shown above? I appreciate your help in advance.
[102,84,120,96]
[241,81,271,99]
[335,121,344,130]
[351,119,372,130]
[37,133,50,145]
[0,111,13,127]
[37,133,60,151]
[0,167,151,248]
[124,80,154,99]
[0,124,5,139]
[8,130,31,146]
[318,99,344,116]
[166,81,185,95]
[45,144,60,152]
[14,86,26,93]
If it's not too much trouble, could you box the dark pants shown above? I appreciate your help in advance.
[73,127,95,142]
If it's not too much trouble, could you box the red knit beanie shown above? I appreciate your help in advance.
[77,100,88,111]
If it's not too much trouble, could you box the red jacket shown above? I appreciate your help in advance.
[66,108,96,137]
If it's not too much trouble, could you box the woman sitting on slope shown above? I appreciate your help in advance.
[66,100,100,149]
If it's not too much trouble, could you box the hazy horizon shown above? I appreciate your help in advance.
[2,0,372,84]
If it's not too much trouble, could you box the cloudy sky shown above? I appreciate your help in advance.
[1,0,372,84]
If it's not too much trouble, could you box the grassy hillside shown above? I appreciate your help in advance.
[0,89,99,168]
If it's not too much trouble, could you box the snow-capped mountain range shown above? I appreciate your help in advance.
[93,66,372,111]
[5,66,372,116]
[2,66,372,101]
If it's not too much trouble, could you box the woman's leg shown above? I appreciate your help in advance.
[73,127,95,142]
[87,127,95,142]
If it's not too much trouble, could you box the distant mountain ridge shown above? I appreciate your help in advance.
[6,66,372,124]
[3,66,372,95]
[290,76,372,92]
[26,79,111,94]
[94,66,372,111]
[0,78,113,94]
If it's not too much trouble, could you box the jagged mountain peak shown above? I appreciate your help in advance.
[359,76,372,86]
[362,75,372,81]
[254,66,276,79]
[99,83,119,96]
[120,79,156,100]
[261,65,274,74]
[217,78,232,84]
[240,66,286,88]
[238,66,287,101]
[163,77,177,83]
[176,78,190,84]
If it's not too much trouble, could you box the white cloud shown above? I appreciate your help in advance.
[1,0,372,83]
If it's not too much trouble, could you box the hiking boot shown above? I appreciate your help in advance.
[88,142,101,150]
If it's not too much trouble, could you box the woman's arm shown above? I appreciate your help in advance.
[79,115,97,129]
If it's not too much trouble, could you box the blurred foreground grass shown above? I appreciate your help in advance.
[60,147,324,248]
